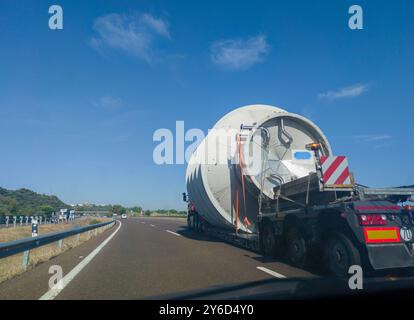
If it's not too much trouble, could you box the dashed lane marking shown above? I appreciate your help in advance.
[166,230,181,237]
[256,266,287,279]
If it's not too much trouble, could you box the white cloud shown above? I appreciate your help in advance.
[210,35,270,71]
[140,13,170,38]
[95,96,123,110]
[318,84,368,99]
[90,12,170,62]
[351,134,392,143]
[332,134,393,149]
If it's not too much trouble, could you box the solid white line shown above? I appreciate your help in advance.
[166,230,181,237]
[256,266,287,279]
[39,221,122,300]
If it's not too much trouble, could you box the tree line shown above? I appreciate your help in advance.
[0,186,186,217]
[109,206,186,216]
[0,187,67,216]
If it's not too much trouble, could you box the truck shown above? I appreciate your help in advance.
[183,104,414,277]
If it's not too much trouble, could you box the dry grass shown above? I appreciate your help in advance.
[0,218,109,243]
[0,219,113,284]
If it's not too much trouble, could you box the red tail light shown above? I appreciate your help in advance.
[358,214,388,226]
[403,205,413,212]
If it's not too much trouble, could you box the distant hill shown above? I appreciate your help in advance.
[0,187,68,216]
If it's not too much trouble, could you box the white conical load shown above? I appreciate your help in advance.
[186,104,332,233]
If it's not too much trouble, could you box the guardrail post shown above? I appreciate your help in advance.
[25,216,29,226]
[31,219,38,237]
[5,216,9,228]
[20,216,23,226]
[13,216,17,228]
[58,239,63,251]
[22,250,30,268]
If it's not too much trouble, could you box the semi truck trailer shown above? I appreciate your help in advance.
[183,104,414,277]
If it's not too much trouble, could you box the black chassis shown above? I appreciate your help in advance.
[258,200,414,270]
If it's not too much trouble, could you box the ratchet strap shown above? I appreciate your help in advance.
[237,133,252,228]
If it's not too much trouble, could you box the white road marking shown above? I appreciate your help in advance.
[39,221,122,300]
[256,266,287,279]
[150,224,155,227]
[166,230,181,237]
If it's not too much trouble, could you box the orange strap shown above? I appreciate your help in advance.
[237,133,249,227]
[235,191,239,233]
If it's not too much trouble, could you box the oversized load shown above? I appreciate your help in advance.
[185,104,332,233]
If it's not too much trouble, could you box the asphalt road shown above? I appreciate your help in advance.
[0,217,316,300]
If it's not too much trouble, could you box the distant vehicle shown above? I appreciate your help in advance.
[121,214,127,219]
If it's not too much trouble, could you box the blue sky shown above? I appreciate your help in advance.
[0,0,413,209]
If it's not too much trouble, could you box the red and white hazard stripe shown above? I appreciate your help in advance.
[320,156,351,186]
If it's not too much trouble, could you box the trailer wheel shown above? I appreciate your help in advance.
[324,233,361,278]
[194,213,200,232]
[195,214,200,232]
[198,218,205,233]
[261,224,277,257]
[286,227,308,268]
[187,214,194,229]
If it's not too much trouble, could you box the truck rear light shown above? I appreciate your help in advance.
[358,214,388,226]
[403,205,413,212]
[363,227,400,243]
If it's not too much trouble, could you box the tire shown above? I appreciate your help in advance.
[187,214,194,229]
[194,213,200,232]
[198,218,205,233]
[286,227,308,268]
[324,233,361,278]
[261,224,277,257]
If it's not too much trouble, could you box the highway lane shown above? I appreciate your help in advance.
[135,217,315,277]
[0,217,316,299]
[55,217,314,299]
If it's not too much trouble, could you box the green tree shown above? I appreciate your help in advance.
[130,206,142,213]
[0,187,67,216]
[112,204,126,215]
[38,205,55,216]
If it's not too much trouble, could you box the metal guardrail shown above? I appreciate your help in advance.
[0,215,81,228]
[0,220,115,260]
